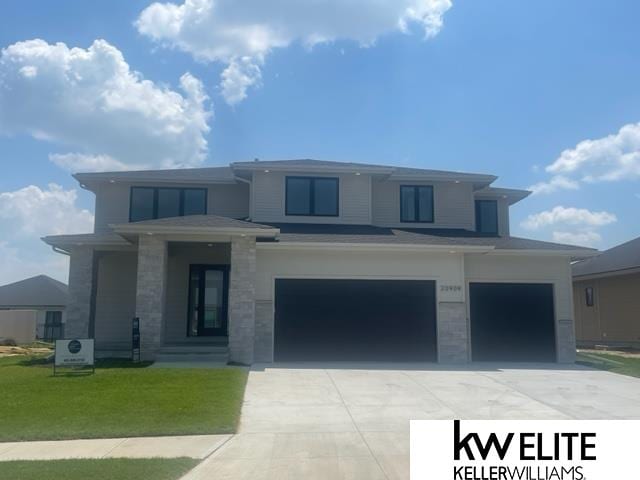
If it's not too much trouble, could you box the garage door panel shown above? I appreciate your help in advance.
[275,279,437,362]
[470,283,556,362]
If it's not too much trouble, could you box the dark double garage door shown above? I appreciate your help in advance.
[274,279,438,362]
[273,279,557,362]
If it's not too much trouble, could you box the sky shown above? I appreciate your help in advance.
[1,0,639,285]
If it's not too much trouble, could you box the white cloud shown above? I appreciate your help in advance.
[521,206,616,230]
[0,184,94,285]
[520,206,617,248]
[551,231,602,247]
[533,122,640,194]
[528,175,579,195]
[0,39,211,172]
[220,56,263,105]
[135,0,452,104]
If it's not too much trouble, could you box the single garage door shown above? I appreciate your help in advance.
[274,279,437,361]
[470,283,556,362]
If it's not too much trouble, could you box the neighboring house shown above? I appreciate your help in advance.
[42,159,595,364]
[0,275,68,341]
[573,236,640,349]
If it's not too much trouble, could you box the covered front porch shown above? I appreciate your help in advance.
[43,215,280,364]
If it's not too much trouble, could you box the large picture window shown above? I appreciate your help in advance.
[475,199,498,234]
[400,185,434,223]
[130,187,207,221]
[285,177,339,216]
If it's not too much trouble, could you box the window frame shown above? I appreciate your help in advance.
[129,186,208,222]
[399,185,434,223]
[285,176,340,217]
[585,287,594,307]
[475,199,499,235]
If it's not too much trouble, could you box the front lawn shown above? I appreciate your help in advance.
[0,356,247,441]
[0,458,198,480]
[577,350,640,379]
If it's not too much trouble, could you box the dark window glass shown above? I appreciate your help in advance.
[130,187,206,221]
[476,200,498,234]
[285,177,338,216]
[130,187,155,222]
[184,189,206,216]
[400,185,433,223]
[157,189,181,218]
[44,311,63,341]
[585,287,594,307]
[313,178,338,216]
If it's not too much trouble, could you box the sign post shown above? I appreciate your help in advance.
[54,339,95,375]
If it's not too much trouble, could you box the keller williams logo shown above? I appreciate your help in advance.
[452,420,597,480]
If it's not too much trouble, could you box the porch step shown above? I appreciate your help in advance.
[156,345,229,363]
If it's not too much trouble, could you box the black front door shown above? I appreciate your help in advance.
[187,265,229,337]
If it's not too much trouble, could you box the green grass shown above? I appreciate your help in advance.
[0,355,247,441]
[577,351,640,379]
[0,458,199,480]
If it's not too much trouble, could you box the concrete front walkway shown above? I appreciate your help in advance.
[0,434,231,461]
[183,363,640,480]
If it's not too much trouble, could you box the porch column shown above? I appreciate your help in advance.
[228,236,257,365]
[65,246,95,339]
[135,235,167,361]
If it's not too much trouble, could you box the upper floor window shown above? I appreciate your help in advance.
[400,185,434,223]
[130,187,207,222]
[475,199,498,234]
[285,177,339,216]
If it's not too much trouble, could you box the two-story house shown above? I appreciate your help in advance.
[43,159,595,364]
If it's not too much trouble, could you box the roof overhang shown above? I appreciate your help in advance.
[111,223,280,238]
[573,266,640,281]
[231,162,395,176]
[475,187,532,205]
[42,233,133,252]
[488,249,599,259]
[257,242,495,253]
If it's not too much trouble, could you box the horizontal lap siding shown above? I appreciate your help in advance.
[251,171,370,224]
[93,182,250,232]
[372,180,475,229]
[94,252,138,349]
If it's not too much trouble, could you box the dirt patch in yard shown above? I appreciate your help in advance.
[0,345,52,357]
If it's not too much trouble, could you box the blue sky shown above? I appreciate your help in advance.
[1,0,639,284]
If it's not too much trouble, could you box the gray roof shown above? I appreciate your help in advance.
[573,236,640,277]
[74,166,236,188]
[232,159,497,182]
[0,275,68,308]
[261,224,595,252]
[115,215,277,231]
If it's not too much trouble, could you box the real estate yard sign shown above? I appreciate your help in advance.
[54,339,95,374]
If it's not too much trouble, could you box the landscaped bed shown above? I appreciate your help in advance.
[0,355,247,441]
[0,458,199,480]
[577,350,640,379]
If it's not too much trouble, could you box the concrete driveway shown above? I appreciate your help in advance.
[184,363,640,480]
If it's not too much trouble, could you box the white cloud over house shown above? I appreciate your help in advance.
[530,122,640,195]
[520,206,617,247]
[0,184,94,285]
[135,0,452,104]
[0,39,211,173]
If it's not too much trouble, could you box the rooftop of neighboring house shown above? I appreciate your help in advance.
[573,236,640,279]
[0,275,69,308]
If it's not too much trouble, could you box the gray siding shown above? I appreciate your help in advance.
[93,182,250,232]
[94,251,138,349]
[372,180,475,229]
[251,171,371,224]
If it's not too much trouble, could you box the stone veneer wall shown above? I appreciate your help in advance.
[65,245,94,339]
[556,318,577,363]
[254,300,274,362]
[437,301,469,363]
[228,236,257,364]
[135,235,167,361]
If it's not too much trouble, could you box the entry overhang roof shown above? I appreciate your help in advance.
[111,215,280,237]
